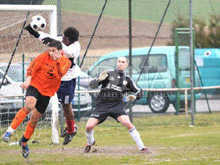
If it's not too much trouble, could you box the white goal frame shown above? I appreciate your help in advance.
[0,5,57,37]
[0,4,59,144]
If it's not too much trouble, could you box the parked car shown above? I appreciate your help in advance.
[76,71,93,89]
[195,48,220,95]
[75,71,98,108]
[87,46,202,113]
[0,63,92,122]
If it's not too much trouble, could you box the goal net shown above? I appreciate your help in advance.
[0,5,59,145]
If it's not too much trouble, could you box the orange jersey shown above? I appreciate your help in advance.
[27,52,71,97]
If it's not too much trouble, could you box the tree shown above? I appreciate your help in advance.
[206,15,220,47]
[167,14,220,48]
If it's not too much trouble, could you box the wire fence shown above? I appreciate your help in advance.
[0,0,220,128]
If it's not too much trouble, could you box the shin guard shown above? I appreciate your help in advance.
[11,107,30,130]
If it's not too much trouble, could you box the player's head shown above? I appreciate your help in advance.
[48,40,63,60]
[48,40,62,50]
[62,27,79,46]
[117,56,128,71]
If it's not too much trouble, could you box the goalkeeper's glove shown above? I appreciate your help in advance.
[25,24,40,38]
[97,70,108,81]
[127,95,137,101]
[42,37,54,45]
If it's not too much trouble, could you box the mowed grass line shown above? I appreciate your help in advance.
[0,112,220,164]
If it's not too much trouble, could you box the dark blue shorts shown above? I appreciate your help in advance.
[57,79,76,104]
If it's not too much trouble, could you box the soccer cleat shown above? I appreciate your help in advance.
[141,147,151,153]
[60,127,68,138]
[61,126,78,138]
[63,129,77,145]
[19,141,29,158]
[2,132,12,143]
[84,140,96,153]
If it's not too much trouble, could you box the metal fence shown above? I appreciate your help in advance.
[0,0,220,126]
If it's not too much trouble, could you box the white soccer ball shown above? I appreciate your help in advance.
[30,15,46,31]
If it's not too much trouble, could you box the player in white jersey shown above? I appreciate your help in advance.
[25,25,80,145]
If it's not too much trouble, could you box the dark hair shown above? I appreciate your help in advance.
[48,40,62,50]
[63,27,79,43]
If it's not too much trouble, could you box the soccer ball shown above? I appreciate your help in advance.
[30,15,46,31]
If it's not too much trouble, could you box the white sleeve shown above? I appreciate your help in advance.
[38,31,62,42]
[38,32,80,60]
[62,41,81,59]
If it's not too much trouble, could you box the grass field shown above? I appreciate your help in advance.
[45,0,220,24]
[1,112,220,164]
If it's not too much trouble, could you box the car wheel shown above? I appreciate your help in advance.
[148,92,169,113]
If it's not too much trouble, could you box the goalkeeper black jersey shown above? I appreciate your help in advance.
[89,69,142,102]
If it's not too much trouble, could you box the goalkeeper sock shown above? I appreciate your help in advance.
[66,119,75,134]
[23,121,35,141]
[86,130,95,145]
[11,107,30,130]
[129,126,145,150]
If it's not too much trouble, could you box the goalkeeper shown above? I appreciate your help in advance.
[2,40,71,158]
[24,25,80,145]
[84,57,150,153]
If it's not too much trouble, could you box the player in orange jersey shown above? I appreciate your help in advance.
[2,40,71,158]
[25,25,80,145]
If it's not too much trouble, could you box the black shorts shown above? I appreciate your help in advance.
[90,100,127,124]
[26,86,50,114]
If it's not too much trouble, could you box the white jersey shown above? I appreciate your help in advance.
[38,31,81,81]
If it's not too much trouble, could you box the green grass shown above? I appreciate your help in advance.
[1,112,220,164]
[193,0,220,21]
[44,0,220,24]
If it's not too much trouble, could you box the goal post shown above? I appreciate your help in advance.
[0,5,57,37]
[0,5,59,144]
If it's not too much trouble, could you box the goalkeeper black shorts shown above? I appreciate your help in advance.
[90,100,127,124]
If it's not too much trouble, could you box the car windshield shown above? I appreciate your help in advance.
[89,58,117,77]
[0,64,26,82]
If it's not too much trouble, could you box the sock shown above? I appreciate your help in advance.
[6,126,15,134]
[23,121,35,141]
[20,135,29,143]
[11,107,30,130]
[86,130,95,145]
[129,127,145,150]
[66,119,75,134]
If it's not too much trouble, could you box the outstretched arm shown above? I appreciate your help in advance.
[89,70,108,89]
[25,24,40,38]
